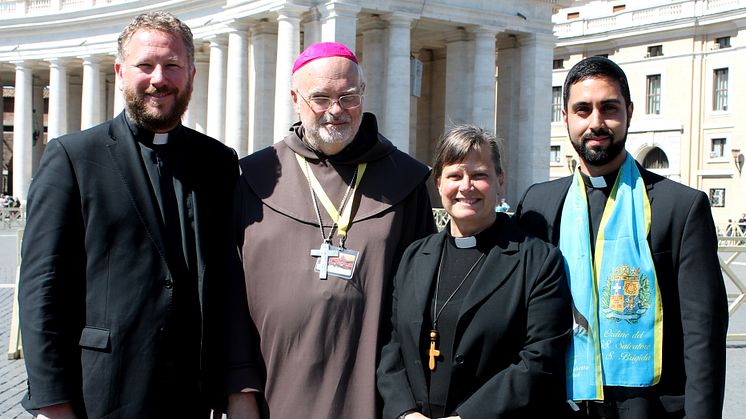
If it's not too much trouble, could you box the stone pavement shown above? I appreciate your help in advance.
[0,229,745,418]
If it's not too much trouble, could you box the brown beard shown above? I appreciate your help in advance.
[123,78,192,132]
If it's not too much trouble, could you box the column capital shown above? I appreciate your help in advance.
[10,60,30,68]
[470,26,501,38]
[517,32,556,48]
[45,57,74,67]
[444,28,469,43]
[204,34,228,47]
[80,55,104,64]
[272,2,309,20]
[383,12,416,26]
[317,1,361,20]
[225,19,252,32]
[251,20,278,36]
[359,15,386,33]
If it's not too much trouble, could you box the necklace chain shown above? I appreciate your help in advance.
[432,244,485,330]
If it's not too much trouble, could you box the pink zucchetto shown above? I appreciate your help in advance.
[292,42,358,74]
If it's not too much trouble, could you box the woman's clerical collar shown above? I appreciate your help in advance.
[448,216,504,249]
[454,236,477,249]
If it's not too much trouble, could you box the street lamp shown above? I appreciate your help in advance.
[566,154,577,172]
[732,148,744,175]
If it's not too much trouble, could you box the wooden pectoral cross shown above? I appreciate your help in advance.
[310,241,339,280]
[428,329,440,371]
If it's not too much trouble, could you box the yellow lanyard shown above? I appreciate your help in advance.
[295,153,367,240]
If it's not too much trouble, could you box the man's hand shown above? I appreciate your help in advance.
[227,392,260,419]
[403,413,429,419]
[37,402,77,419]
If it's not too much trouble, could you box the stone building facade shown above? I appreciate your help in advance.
[551,0,746,225]
[0,0,567,204]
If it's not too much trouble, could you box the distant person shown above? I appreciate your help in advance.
[19,11,240,418]
[515,56,727,419]
[377,125,571,418]
[495,197,510,213]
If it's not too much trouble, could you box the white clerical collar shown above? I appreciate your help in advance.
[153,133,169,145]
[454,236,477,249]
[589,175,607,188]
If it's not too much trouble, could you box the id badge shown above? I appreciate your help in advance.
[315,247,359,280]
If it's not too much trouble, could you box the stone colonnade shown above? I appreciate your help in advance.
[2,6,553,204]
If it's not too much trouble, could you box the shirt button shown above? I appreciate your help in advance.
[454,354,465,365]
[164,279,173,289]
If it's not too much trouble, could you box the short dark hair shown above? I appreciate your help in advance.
[117,11,194,69]
[563,56,631,111]
[432,124,503,182]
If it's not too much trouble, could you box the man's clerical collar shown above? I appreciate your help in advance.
[153,133,169,145]
[580,169,619,190]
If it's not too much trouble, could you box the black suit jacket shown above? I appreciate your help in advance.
[377,214,572,419]
[18,113,239,418]
[514,166,728,419]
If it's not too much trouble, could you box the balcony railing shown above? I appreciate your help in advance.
[0,0,126,17]
[554,0,746,39]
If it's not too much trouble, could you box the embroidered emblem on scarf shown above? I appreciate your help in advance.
[559,153,662,401]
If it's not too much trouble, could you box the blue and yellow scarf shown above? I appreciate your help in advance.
[559,154,663,401]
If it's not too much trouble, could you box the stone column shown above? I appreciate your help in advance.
[32,83,45,173]
[303,9,322,49]
[360,17,386,121]
[47,58,70,140]
[206,37,227,142]
[471,27,498,133]
[225,23,250,156]
[81,55,105,130]
[317,1,360,50]
[497,33,554,202]
[383,14,414,153]
[113,59,125,117]
[273,4,306,142]
[444,29,473,127]
[249,22,278,152]
[12,61,33,200]
[184,51,209,134]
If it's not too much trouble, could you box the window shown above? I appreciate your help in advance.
[645,74,661,115]
[710,138,726,159]
[567,12,580,20]
[613,4,626,13]
[646,75,661,115]
[715,36,731,49]
[709,188,725,207]
[647,45,663,57]
[551,86,563,122]
[713,68,728,111]
[553,59,564,69]
[643,147,669,169]
[550,145,561,164]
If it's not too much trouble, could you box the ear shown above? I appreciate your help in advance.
[114,62,123,90]
[497,173,505,194]
[626,102,634,127]
[562,107,568,129]
[291,89,301,114]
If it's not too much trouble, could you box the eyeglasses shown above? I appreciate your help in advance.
[295,90,363,112]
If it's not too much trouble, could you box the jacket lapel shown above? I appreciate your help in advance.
[106,113,168,262]
[457,233,520,321]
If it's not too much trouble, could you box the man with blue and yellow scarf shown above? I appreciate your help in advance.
[515,56,727,419]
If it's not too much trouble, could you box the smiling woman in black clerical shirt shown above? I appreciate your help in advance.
[377,125,572,419]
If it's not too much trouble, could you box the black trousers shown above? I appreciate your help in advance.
[564,387,685,419]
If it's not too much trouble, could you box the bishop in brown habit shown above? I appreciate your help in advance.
[225,42,436,419]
